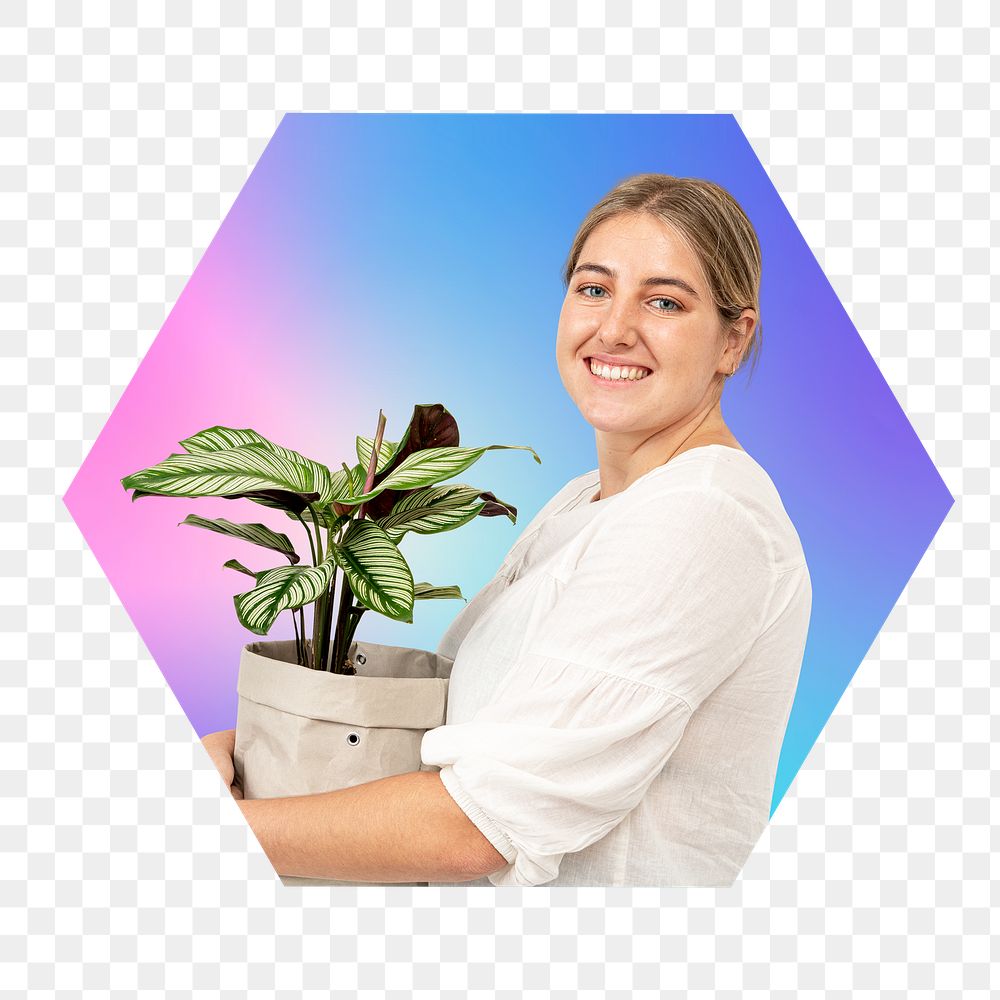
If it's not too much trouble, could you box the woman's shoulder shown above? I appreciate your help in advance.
[501,468,602,556]
[536,467,604,517]
[601,446,808,575]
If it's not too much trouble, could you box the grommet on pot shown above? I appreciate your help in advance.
[346,732,361,746]
[356,652,367,665]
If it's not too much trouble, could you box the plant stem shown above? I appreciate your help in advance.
[291,608,302,664]
[331,566,357,673]
[330,516,350,673]
[309,506,325,565]
[308,505,326,669]
[292,510,320,667]
[293,510,318,565]
[357,408,387,521]
[312,590,328,670]
[297,607,306,665]
[343,606,365,662]
[315,519,336,671]
[331,408,387,672]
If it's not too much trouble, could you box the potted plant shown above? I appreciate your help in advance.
[120,402,540,885]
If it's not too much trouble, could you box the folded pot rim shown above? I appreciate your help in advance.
[237,639,451,729]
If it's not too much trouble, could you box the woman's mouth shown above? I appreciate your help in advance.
[583,357,653,385]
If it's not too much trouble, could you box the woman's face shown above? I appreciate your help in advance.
[556,212,733,438]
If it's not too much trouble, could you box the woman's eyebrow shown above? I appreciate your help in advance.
[571,262,701,300]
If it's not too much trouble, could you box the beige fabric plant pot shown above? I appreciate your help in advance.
[233,637,454,888]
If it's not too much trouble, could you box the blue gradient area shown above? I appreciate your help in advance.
[78,113,953,819]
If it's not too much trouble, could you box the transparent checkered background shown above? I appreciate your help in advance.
[2,1,995,994]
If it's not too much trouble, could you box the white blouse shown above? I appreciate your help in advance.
[420,444,812,887]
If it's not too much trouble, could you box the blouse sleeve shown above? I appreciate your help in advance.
[420,486,778,887]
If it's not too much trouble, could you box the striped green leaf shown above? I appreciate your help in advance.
[179,514,300,564]
[279,501,350,535]
[181,427,332,512]
[180,426,285,454]
[120,442,335,506]
[356,436,399,476]
[223,558,257,578]
[310,464,364,506]
[343,462,367,497]
[342,444,541,503]
[326,466,354,502]
[233,552,337,636]
[325,512,352,534]
[330,519,414,623]
[414,582,466,602]
[374,484,511,544]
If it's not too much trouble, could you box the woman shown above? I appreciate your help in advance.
[203,174,812,888]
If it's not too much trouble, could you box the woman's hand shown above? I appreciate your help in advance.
[201,728,244,800]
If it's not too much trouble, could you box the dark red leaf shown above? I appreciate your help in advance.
[477,490,517,520]
[364,403,461,521]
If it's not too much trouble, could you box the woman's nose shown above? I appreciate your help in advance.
[597,300,640,347]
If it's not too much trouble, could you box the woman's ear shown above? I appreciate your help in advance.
[724,309,756,370]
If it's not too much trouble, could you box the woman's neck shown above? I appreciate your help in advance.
[591,407,742,502]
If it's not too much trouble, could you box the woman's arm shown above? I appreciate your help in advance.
[238,771,508,883]
[202,731,507,883]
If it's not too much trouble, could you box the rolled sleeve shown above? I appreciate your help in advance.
[423,656,693,886]
[421,486,777,887]
[436,765,518,866]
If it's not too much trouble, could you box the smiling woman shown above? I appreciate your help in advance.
[202,174,812,888]
[416,174,813,887]
[553,176,765,503]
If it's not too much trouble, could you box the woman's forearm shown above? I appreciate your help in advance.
[237,769,508,883]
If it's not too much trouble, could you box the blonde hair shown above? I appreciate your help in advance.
[562,173,763,385]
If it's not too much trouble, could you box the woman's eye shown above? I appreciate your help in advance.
[578,285,679,312]
[652,297,680,312]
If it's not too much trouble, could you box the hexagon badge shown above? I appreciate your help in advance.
[62,113,954,886]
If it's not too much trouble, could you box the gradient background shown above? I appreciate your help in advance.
[62,113,954,815]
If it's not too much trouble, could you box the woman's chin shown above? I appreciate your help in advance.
[576,400,646,434]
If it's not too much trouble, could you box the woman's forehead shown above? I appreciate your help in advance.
[579,215,706,289]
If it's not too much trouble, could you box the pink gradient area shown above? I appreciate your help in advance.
[62,248,375,728]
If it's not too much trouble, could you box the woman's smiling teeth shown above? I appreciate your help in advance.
[588,358,652,382]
